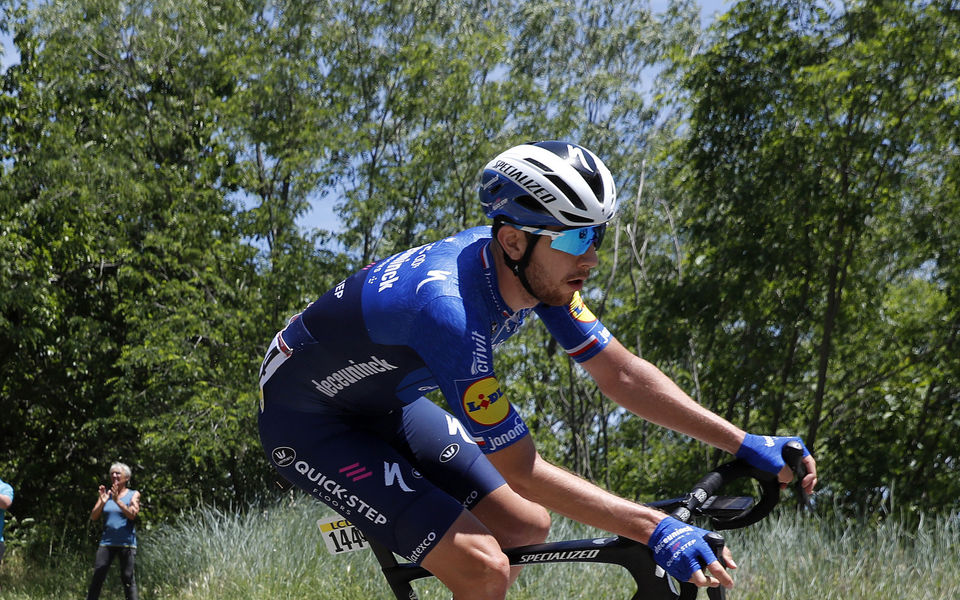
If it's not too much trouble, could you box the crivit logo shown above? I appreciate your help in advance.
[292,459,388,525]
[439,443,460,463]
[272,446,296,467]
[311,356,399,398]
[461,377,508,426]
[568,292,597,323]
[469,330,490,375]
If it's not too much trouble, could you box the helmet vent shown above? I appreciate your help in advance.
[524,157,553,172]
[559,210,593,224]
[546,174,587,211]
[584,172,605,200]
[514,195,551,216]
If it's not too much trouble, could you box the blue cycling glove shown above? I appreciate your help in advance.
[648,516,719,582]
[736,433,810,475]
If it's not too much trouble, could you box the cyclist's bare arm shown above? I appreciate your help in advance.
[486,436,736,588]
[582,337,818,494]
[581,337,746,452]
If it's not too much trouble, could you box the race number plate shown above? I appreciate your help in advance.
[317,516,369,555]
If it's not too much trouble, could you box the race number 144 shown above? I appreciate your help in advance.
[317,516,369,555]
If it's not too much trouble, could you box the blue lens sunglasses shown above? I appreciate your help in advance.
[510,223,607,256]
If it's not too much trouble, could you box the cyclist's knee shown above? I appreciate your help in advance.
[522,503,551,545]
[454,543,511,599]
[473,487,551,548]
[428,538,510,600]
[423,514,511,599]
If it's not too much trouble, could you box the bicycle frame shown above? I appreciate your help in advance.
[370,516,727,600]
[369,442,806,600]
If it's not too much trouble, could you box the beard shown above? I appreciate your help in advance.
[524,264,579,307]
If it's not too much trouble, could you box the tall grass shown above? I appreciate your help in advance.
[731,511,960,600]
[1,499,957,599]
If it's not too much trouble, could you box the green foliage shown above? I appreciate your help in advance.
[0,0,345,549]
[646,0,960,515]
[0,0,957,567]
[318,0,514,262]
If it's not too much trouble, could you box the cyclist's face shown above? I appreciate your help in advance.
[525,230,599,306]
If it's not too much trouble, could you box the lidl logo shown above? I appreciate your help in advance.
[462,377,508,426]
[568,292,597,323]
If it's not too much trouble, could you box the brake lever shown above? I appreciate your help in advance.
[782,440,811,509]
[704,531,726,568]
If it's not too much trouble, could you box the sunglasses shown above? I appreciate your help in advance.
[510,223,607,256]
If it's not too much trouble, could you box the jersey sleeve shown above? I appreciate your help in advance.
[409,296,530,454]
[535,291,612,363]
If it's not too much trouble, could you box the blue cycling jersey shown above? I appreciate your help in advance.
[259,226,612,452]
[257,226,612,562]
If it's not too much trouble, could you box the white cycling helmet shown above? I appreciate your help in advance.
[479,141,617,227]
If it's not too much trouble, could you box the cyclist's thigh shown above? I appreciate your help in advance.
[399,401,549,548]
[258,402,465,563]
[396,396,507,510]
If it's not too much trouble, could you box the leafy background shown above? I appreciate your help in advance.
[1,0,958,560]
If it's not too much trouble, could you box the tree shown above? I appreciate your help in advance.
[646,0,960,514]
[0,0,342,547]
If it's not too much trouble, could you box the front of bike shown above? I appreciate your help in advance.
[344,442,808,599]
[635,440,808,600]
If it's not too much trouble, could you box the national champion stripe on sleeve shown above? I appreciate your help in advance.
[566,336,600,358]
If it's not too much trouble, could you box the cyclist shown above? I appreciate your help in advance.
[258,141,818,599]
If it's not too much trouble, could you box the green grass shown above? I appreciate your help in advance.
[1,499,957,599]
[730,511,960,600]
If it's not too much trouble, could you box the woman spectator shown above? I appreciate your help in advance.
[86,463,140,600]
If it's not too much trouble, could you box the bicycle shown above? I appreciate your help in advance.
[356,442,808,600]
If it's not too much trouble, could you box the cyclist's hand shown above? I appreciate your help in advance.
[648,516,736,589]
[736,433,818,495]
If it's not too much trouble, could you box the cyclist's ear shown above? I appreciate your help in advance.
[496,225,528,261]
